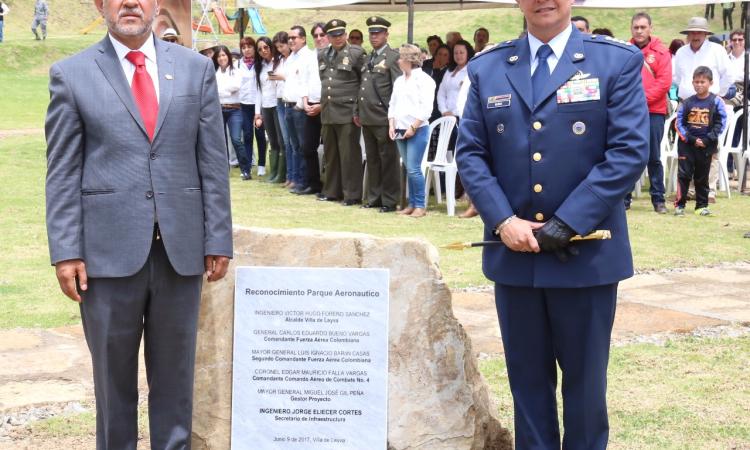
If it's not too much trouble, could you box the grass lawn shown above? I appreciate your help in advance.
[480,336,750,450]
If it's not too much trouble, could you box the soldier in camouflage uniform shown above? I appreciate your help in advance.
[355,16,403,213]
[316,19,367,205]
[31,0,48,41]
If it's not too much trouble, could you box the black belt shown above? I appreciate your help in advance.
[308,102,320,105]
[153,223,161,241]
[283,102,296,108]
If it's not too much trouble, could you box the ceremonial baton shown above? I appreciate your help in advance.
[440,230,611,251]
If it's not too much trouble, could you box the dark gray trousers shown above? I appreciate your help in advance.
[80,239,203,450]
[321,122,363,201]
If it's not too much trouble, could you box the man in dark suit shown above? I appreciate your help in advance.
[45,0,232,448]
[456,0,649,448]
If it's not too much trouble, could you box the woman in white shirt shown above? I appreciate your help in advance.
[388,44,436,218]
[213,45,251,180]
[437,40,474,118]
[267,31,292,185]
[239,37,268,176]
[252,36,286,184]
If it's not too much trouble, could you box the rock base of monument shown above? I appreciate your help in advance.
[191,227,512,450]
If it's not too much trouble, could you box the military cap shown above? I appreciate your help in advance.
[366,16,391,33]
[324,19,347,36]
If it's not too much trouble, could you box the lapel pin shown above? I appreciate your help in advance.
[165,74,173,80]
[509,56,519,63]
[497,124,505,134]
[574,53,584,59]
[573,122,586,135]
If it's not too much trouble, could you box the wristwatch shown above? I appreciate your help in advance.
[410,125,418,132]
[495,215,517,236]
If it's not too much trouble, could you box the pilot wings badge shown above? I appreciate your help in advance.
[569,71,591,81]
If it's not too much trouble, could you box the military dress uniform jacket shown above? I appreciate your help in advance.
[357,45,402,125]
[456,29,649,288]
[318,43,366,125]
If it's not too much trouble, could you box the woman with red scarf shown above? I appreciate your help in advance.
[239,37,269,176]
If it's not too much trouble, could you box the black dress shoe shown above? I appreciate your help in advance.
[317,196,341,202]
[342,199,363,206]
[360,202,382,209]
[316,192,326,198]
[241,173,252,181]
[378,206,396,213]
[296,187,318,195]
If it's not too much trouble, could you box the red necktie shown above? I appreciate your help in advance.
[125,51,158,141]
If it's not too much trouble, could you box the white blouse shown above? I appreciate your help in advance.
[255,58,279,113]
[238,59,258,105]
[437,66,468,116]
[275,56,287,99]
[388,68,436,130]
[215,66,242,105]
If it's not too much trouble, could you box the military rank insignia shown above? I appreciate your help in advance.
[342,56,349,66]
[557,78,600,104]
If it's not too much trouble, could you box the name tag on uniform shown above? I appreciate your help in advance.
[557,78,600,104]
[487,94,511,109]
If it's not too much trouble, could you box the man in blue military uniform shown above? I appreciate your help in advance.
[456,1,649,449]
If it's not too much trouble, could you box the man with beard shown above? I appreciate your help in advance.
[44,0,232,448]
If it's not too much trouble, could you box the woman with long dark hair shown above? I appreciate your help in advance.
[437,39,474,118]
[267,31,292,185]
[239,36,268,177]
[253,36,286,184]
[213,45,250,180]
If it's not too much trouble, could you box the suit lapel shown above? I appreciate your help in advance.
[152,38,173,141]
[536,30,585,109]
[95,35,148,137]
[505,38,534,112]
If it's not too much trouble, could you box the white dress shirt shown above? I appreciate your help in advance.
[238,59,258,105]
[673,40,735,99]
[528,23,573,76]
[215,66,242,104]
[437,66,468,116]
[255,58,279,113]
[109,34,160,105]
[282,45,320,107]
[388,68,436,130]
[275,56,287,100]
[729,50,748,82]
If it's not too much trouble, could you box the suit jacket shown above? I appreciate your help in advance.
[456,28,649,288]
[45,35,232,278]
[357,44,402,126]
[317,43,366,125]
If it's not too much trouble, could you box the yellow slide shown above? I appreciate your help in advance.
[78,17,104,35]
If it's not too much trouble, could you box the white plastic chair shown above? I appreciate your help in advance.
[661,114,680,198]
[423,116,458,215]
[718,110,749,196]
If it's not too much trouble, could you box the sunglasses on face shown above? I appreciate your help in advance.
[165,38,177,43]
[289,36,300,40]
[314,33,326,38]
[732,38,745,42]
[258,46,270,51]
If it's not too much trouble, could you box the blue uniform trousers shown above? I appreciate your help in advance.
[495,283,618,450]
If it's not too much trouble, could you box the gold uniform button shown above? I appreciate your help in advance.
[328,77,332,81]
[362,87,365,90]
[533,121,542,130]
[533,152,542,161]
[364,77,367,81]
[534,184,543,193]
[361,97,364,101]
[328,86,331,90]
[535,213,544,221]
[327,96,331,99]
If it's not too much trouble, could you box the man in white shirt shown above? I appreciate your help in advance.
[282,26,319,192]
[673,17,734,203]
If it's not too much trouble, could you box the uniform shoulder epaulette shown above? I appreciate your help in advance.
[586,35,639,53]
[471,39,514,61]
[348,44,365,53]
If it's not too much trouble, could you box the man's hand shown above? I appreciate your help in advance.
[353,116,362,127]
[306,104,321,116]
[695,138,705,148]
[205,255,230,282]
[535,216,577,262]
[55,259,87,303]
[499,218,543,253]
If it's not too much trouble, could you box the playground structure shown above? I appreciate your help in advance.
[77,0,266,51]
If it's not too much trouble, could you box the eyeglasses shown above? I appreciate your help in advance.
[288,36,300,40]
[732,38,745,42]
[165,38,178,43]
[313,33,326,38]
[258,45,270,51]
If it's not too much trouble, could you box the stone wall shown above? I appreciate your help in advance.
[191,227,511,450]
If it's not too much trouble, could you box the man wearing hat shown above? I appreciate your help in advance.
[198,42,216,59]
[316,19,367,205]
[160,28,181,45]
[673,17,734,203]
[355,16,403,213]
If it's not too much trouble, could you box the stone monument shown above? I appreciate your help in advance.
[191,227,512,450]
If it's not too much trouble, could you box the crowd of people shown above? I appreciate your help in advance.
[153,8,750,219]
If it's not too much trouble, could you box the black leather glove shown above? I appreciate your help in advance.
[536,216,577,262]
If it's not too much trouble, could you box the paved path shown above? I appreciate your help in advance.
[1,265,748,411]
